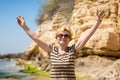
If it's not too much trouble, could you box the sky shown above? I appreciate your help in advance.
[0,0,48,54]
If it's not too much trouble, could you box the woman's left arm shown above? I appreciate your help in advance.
[75,10,105,52]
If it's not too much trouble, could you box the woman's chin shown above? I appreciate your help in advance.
[59,41,66,44]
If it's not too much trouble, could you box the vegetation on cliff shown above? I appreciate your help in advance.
[37,0,74,24]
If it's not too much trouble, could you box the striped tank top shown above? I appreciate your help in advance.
[49,44,77,80]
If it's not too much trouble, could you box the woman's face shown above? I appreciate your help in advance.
[57,31,71,45]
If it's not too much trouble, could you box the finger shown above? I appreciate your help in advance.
[100,11,105,17]
[17,16,24,19]
[16,16,21,20]
[20,16,24,19]
[96,9,99,16]
[17,16,22,18]
[101,13,105,18]
[16,17,20,22]
[98,11,105,18]
[100,11,105,15]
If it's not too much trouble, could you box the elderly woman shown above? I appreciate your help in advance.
[16,9,105,80]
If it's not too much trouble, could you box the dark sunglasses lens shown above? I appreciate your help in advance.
[58,34,63,38]
[57,34,70,38]
[64,34,69,38]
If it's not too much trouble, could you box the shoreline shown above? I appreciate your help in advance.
[0,59,50,80]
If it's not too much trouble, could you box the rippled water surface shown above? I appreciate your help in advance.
[0,59,29,80]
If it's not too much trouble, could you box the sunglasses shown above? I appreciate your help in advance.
[57,34,70,38]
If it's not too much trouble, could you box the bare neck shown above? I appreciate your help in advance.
[58,45,68,54]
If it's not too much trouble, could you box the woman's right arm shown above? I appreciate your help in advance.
[16,16,49,52]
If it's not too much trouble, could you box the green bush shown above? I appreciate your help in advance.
[23,63,50,77]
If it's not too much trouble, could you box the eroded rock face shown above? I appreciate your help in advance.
[26,0,120,58]
[70,0,120,56]
[75,55,120,79]
[23,0,120,79]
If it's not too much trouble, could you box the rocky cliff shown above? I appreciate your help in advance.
[22,0,120,79]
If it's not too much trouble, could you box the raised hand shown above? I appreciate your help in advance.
[16,16,26,27]
[96,9,105,22]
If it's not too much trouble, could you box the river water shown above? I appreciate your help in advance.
[0,59,31,80]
